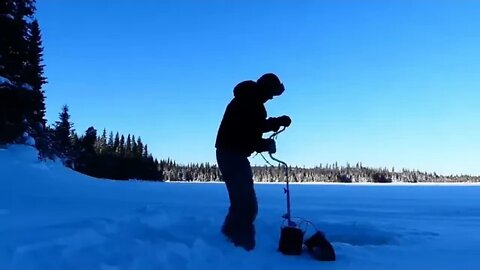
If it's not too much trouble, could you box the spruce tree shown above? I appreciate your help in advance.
[107,131,114,150]
[25,19,47,125]
[77,127,97,174]
[26,20,50,157]
[53,105,73,160]
[119,135,125,156]
[143,144,149,159]
[136,137,143,159]
[0,0,34,84]
[82,127,97,154]
[0,0,37,144]
[131,135,137,156]
[0,1,18,80]
[126,134,131,156]
[70,131,80,165]
[113,132,120,154]
[99,128,107,153]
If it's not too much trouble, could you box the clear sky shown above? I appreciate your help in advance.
[36,0,479,176]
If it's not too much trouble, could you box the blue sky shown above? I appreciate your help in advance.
[36,0,479,175]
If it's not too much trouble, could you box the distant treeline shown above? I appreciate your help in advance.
[161,162,480,183]
[70,125,163,181]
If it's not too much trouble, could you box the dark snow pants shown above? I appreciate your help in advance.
[216,148,258,250]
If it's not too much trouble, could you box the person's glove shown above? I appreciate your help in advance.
[268,115,292,132]
[264,138,276,154]
[277,115,292,128]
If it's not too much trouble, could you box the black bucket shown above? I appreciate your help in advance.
[278,226,304,255]
[304,231,336,261]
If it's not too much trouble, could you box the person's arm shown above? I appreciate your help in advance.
[263,117,280,133]
[262,115,292,133]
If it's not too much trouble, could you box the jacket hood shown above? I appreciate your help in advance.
[233,80,259,99]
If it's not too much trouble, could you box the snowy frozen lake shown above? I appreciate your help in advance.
[1,146,480,270]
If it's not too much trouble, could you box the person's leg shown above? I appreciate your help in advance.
[216,149,258,250]
[233,172,257,250]
[217,149,238,238]
[221,174,237,237]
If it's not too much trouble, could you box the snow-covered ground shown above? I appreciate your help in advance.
[1,145,479,270]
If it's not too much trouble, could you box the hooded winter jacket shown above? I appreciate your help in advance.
[215,80,279,156]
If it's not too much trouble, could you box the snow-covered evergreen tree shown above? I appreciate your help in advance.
[53,105,74,162]
[0,0,49,151]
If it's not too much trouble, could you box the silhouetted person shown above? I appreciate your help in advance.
[215,73,291,251]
